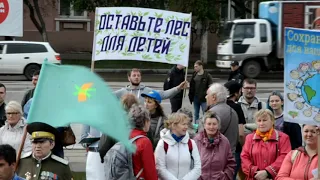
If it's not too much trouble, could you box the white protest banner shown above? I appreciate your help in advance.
[0,0,23,37]
[92,7,192,67]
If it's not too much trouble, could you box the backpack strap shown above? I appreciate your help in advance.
[291,150,300,164]
[258,102,262,110]
[130,135,146,143]
[163,140,193,155]
[164,141,168,154]
[154,116,163,137]
[188,139,193,154]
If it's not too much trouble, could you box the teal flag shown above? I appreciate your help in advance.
[27,60,134,151]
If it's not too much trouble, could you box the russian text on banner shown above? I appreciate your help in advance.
[27,60,134,152]
[284,27,320,125]
[92,7,192,67]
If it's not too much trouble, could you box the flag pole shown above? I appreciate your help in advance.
[183,66,188,99]
[91,61,95,72]
[183,12,192,103]
[15,125,28,171]
[91,7,99,72]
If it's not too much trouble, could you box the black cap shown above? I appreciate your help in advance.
[230,61,239,66]
[27,122,61,143]
[224,80,242,97]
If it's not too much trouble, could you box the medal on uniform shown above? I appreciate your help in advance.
[25,172,31,180]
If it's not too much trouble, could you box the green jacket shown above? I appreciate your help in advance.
[16,152,73,180]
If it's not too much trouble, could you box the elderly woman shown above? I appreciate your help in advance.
[194,111,236,180]
[141,90,167,147]
[241,109,291,180]
[16,122,73,179]
[129,104,158,180]
[0,101,31,156]
[276,125,319,180]
[155,112,201,180]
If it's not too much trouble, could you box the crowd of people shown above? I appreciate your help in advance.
[0,60,318,180]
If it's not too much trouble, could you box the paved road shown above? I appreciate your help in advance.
[2,80,284,172]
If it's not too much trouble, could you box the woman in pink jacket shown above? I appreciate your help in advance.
[194,111,236,180]
[241,109,291,180]
[276,124,319,180]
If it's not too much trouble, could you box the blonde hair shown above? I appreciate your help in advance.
[5,101,23,115]
[164,113,190,129]
[254,109,275,123]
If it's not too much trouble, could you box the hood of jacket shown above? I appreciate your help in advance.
[160,128,190,146]
[121,84,147,100]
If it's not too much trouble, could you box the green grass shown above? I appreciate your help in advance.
[62,60,217,69]
[72,172,86,180]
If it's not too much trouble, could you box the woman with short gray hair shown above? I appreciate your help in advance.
[194,111,236,180]
[128,104,158,180]
[0,101,32,156]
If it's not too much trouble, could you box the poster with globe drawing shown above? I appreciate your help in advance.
[284,27,320,125]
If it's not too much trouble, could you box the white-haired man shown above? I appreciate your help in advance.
[201,83,239,154]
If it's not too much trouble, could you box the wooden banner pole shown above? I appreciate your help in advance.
[91,61,95,72]
[15,125,28,171]
[183,66,188,99]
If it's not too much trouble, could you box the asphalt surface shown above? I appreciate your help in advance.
[2,78,284,172]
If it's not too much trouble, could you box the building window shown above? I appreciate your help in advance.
[59,1,87,18]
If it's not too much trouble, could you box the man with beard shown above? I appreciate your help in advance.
[115,68,187,104]
[163,64,185,112]
[224,80,246,180]
[0,83,6,127]
[238,78,266,134]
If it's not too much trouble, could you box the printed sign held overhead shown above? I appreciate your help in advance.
[92,7,192,67]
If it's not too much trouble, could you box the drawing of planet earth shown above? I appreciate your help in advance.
[301,74,320,108]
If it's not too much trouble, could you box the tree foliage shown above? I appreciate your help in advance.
[66,0,169,12]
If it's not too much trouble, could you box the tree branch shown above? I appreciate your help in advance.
[33,0,48,41]
[23,0,43,33]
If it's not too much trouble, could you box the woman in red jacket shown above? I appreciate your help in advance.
[129,104,158,180]
[241,109,291,180]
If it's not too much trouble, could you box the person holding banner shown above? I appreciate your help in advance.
[241,109,291,180]
[115,68,187,105]
[163,64,186,113]
[276,125,319,180]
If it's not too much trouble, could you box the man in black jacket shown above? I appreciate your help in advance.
[0,83,6,127]
[228,61,244,86]
[163,64,185,112]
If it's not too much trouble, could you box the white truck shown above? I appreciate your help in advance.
[216,1,320,78]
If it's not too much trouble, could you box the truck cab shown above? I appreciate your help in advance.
[216,18,273,78]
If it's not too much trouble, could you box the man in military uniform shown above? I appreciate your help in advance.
[16,122,73,180]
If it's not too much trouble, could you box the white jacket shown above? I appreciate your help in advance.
[155,128,201,180]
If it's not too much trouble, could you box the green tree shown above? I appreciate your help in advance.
[169,0,221,63]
